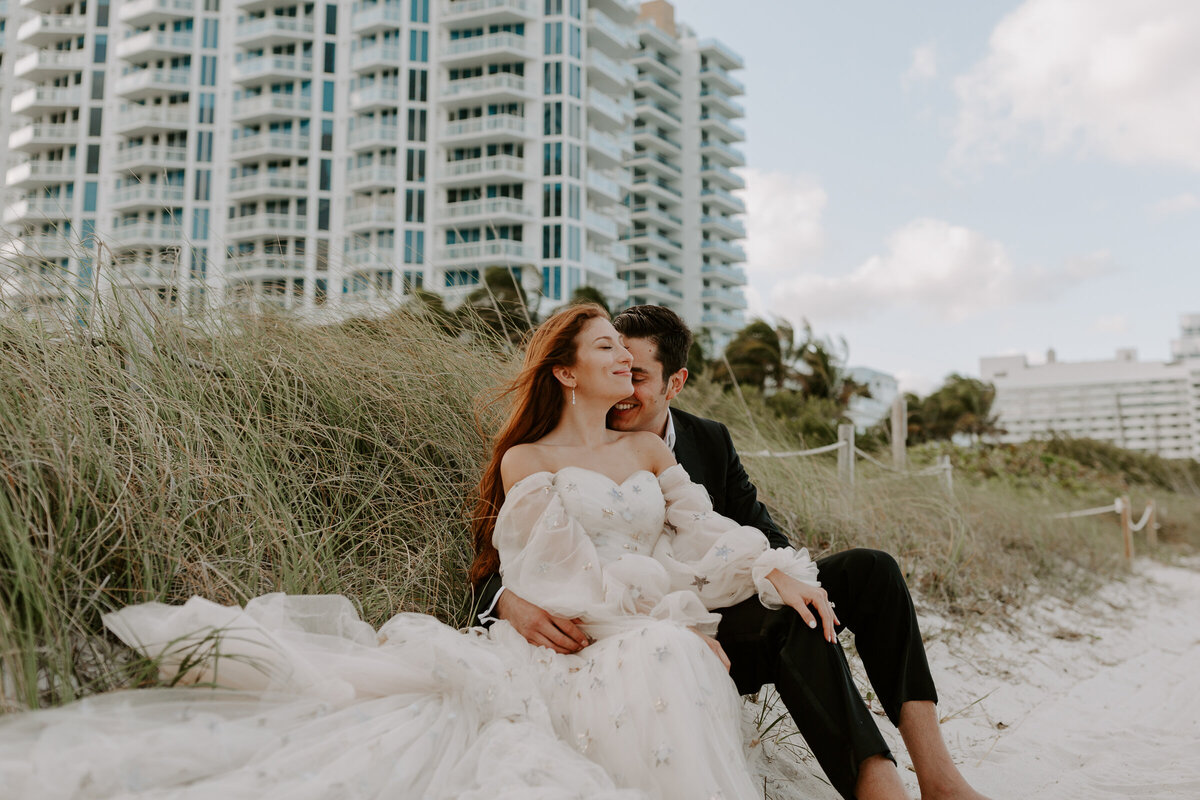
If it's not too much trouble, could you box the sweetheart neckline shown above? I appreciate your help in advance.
[510,464,684,494]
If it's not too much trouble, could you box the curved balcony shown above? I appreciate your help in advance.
[3,196,73,225]
[634,74,680,105]
[228,171,310,199]
[700,138,745,167]
[441,32,530,66]
[700,261,747,285]
[116,30,193,61]
[434,240,535,265]
[229,133,311,161]
[114,104,191,136]
[700,88,744,119]
[624,229,682,257]
[348,121,401,149]
[629,150,681,179]
[632,50,680,83]
[700,162,745,191]
[626,278,683,303]
[701,286,748,310]
[436,198,534,224]
[700,311,744,333]
[347,163,400,190]
[231,93,314,123]
[0,234,80,262]
[587,130,627,167]
[589,91,634,131]
[631,126,681,158]
[234,16,314,47]
[587,48,635,92]
[114,143,189,172]
[115,68,191,100]
[630,176,681,206]
[588,8,636,55]
[587,169,625,205]
[439,72,528,106]
[631,204,682,231]
[5,158,77,188]
[351,1,404,35]
[439,155,525,186]
[224,254,307,277]
[349,83,402,111]
[8,122,80,153]
[226,213,308,238]
[700,214,746,239]
[698,38,744,71]
[13,49,88,81]
[634,99,681,130]
[16,14,87,46]
[441,113,528,143]
[350,43,404,74]
[117,0,195,26]
[442,0,533,24]
[627,254,682,280]
[233,55,313,86]
[699,113,746,144]
[110,222,186,250]
[111,183,187,211]
[701,238,746,263]
[585,210,619,241]
[345,204,397,230]
[699,186,746,215]
[700,64,745,96]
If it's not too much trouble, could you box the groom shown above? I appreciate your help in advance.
[473,305,988,800]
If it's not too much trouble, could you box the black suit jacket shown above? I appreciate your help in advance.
[469,407,790,621]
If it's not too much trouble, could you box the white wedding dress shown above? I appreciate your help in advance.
[0,465,819,800]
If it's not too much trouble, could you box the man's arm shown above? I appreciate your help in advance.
[470,572,505,626]
[718,424,792,550]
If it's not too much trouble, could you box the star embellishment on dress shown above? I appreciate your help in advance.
[691,574,710,590]
[602,508,615,517]
[653,645,670,662]
[609,486,624,500]
[714,545,733,561]
[653,697,668,712]
[653,744,672,766]
[564,482,577,492]
[692,511,710,521]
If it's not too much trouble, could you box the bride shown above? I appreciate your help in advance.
[0,304,826,799]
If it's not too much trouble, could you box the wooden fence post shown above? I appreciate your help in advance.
[1120,495,1133,561]
[891,395,907,471]
[837,424,855,489]
[1147,500,1157,546]
[939,454,953,494]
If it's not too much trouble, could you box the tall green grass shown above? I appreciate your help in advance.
[0,295,1195,711]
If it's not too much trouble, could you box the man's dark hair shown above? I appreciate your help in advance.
[612,304,693,380]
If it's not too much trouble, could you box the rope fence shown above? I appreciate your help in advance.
[1050,495,1159,561]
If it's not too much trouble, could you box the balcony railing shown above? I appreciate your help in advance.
[114,144,189,168]
[112,183,187,206]
[228,172,309,194]
[437,198,534,220]
[8,122,80,150]
[443,31,528,58]
[348,122,401,146]
[440,72,527,99]
[226,214,308,235]
[436,241,535,262]
[442,114,527,138]
[234,55,313,81]
[234,15,314,43]
[351,1,404,32]
[345,205,398,227]
[231,93,314,119]
[442,0,532,19]
[441,155,525,179]
[115,30,193,59]
[229,133,311,156]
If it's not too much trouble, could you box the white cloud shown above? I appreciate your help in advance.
[739,168,827,281]
[768,218,1115,326]
[894,369,936,395]
[1150,192,1200,217]
[1091,313,1130,334]
[952,0,1200,171]
[903,44,939,85]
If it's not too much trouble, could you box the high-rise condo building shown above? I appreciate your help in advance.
[0,0,747,342]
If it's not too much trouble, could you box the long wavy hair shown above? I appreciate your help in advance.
[469,303,609,588]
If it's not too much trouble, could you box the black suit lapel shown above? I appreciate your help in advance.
[671,411,705,480]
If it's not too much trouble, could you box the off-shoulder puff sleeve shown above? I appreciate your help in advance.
[493,473,606,620]
[654,465,821,611]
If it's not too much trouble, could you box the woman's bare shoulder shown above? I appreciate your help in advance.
[618,430,676,474]
[500,443,549,492]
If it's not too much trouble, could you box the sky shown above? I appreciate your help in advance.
[669,0,1200,394]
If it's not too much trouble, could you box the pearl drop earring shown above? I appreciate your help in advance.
[572,388,576,406]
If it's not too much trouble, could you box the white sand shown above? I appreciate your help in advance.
[747,558,1200,799]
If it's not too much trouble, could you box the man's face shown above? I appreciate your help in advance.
[607,337,686,437]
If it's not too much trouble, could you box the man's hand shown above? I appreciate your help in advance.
[766,569,841,644]
[497,589,590,654]
[692,630,731,672]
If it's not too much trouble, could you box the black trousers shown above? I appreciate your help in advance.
[715,548,938,800]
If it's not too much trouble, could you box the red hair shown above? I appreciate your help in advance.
[469,303,609,587]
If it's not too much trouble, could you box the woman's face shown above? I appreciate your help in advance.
[567,317,634,402]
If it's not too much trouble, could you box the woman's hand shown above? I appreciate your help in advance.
[692,630,731,672]
[765,569,840,644]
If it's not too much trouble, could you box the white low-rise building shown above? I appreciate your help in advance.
[981,316,1200,460]
[845,366,897,432]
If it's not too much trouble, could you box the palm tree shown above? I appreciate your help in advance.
[567,285,611,315]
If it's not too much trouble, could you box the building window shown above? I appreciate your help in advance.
[322,81,335,113]
[324,43,336,73]
[569,64,581,98]
[196,131,213,162]
[542,142,562,176]
[96,0,109,26]
[542,224,562,259]
[94,35,107,62]
[86,145,100,174]
[543,101,562,135]
[410,0,429,23]
[202,18,219,48]
[544,22,562,54]
[407,109,426,142]
[404,230,424,263]
[543,62,562,94]
[90,71,105,100]
[88,108,103,136]
[405,189,425,222]
[320,159,332,191]
[83,182,98,212]
[318,199,330,230]
[321,119,334,151]
[201,55,216,86]
[325,4,337,34]
[192,208,210,239]
[409,30,429,62]
[406,149,426,181]
[195,169,211,201]
[542,265,562,299]
[408,70,427,102]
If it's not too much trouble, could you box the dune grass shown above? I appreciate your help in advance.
[0,296,1196,711]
